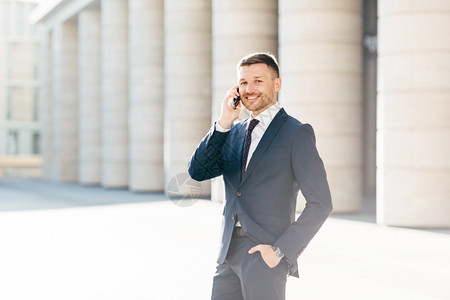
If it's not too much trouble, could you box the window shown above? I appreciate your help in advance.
[16,2,24,36]
[0,3,9,36]
[9,42,35,79]
[8,87,35,121]
[7,130,19,155]
[32,132,40,154]
[6,89,11,119]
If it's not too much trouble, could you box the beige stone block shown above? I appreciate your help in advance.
[102,111,128,129]
[102,127,128,143]
[377,168,450,227]
[326,166,362,213]
[280,0,361,13]
[60,163,78,183]
[379,0,450,15]
[379,53,450,92]
[280,43,362,74]
[102,163,129,188]
[317,135,362,168]
[102,144,128,162]
[79,163,101,185]
[379,92,450,131]
[280,73,362,106]
[380,130,450,169]
[79,146,101,162]
[129,122,164,141]
[213,38,278,66]
[379,14,450,53]
[129,143,164,162]
[280,11,361,43]
[292,103,362,135]
[212,11,277,37]
[213,0,276,11]
[129,164,164,192]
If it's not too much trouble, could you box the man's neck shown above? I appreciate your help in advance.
[251,102,279,119]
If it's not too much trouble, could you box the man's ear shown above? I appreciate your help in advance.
[275,77,281,92]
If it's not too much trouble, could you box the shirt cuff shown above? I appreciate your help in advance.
[215,121,231,133]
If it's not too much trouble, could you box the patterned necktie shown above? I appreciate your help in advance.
[241,119,260,180]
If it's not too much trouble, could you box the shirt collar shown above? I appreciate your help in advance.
[250,102,281,129]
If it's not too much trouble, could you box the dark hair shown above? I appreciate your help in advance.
[238,52,280,78]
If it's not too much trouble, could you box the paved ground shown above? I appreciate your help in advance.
[0,179,449,300]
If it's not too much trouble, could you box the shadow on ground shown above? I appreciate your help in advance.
[0,178,167,212]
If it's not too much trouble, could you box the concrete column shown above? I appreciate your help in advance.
[40,30,54,180]
[129,0,164,192]
[101,0,129,188]
[279,0,363,213]
[377,1,450,227]
[52,21,78,182]
[78,8,101,185]
[211,0,278,202]
[164,0,212,197]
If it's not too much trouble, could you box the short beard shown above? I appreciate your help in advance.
[243,92,275,115]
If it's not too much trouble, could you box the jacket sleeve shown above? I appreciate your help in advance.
[188,123,230,182]
[274,124,333,266]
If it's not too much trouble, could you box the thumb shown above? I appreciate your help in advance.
[248,246,259,255]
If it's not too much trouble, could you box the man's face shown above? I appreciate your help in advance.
[238,63,281,116]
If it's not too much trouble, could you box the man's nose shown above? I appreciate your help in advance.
[246,82,256,94]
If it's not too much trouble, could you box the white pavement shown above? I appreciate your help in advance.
[0,179,449,300]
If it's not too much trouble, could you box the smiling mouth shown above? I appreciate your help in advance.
[246,95,260,101]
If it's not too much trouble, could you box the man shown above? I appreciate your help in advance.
[188,52,332,300]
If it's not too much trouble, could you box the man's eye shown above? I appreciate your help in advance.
[256,80,262,83]
[240,82,247,86]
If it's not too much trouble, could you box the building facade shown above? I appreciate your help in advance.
[31,0,450,228]
[0,0,40,156]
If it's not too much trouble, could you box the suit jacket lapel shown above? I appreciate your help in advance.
[240,108,287,185]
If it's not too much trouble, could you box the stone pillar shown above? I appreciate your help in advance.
[279,0,363,213]
[40,30,54,180]
[129,0,164,192]
[52,21,78,182]
[377,1,450,227]
[101,0,129,188]
[211,0,278,202]
[78,8,101,185]
[164,0,212,197]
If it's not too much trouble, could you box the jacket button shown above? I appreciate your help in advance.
[231,214,235,220]
[237,192,242,196]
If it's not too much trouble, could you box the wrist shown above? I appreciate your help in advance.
[217,117,234,130]
[272,246,285,259]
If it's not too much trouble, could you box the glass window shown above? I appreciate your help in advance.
[6,89,11,119]
[33,87,39,121]
[9,42,35,79]
[9,87,35,121]
[7,130,19,155]
[0,3,9,36]
[32,132,40,155]
[16,2,24,36]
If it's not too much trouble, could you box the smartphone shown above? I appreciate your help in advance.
[233,89,241,109]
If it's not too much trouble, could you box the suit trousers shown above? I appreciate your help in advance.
[211,234,289,300]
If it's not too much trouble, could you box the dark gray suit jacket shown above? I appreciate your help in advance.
[188,108,332,277]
